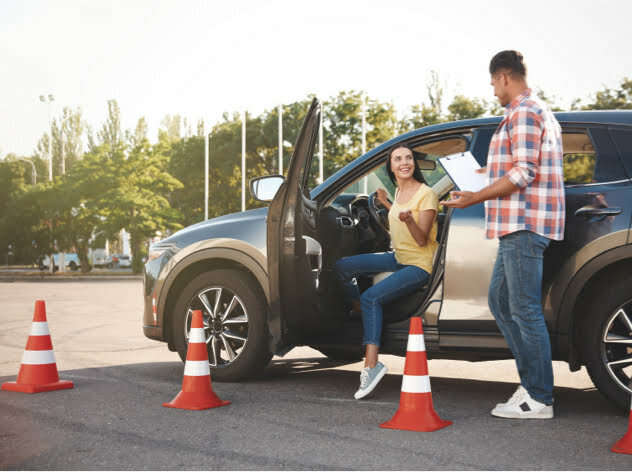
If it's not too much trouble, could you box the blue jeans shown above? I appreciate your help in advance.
[488,230,553,405]
[334,252,430,346]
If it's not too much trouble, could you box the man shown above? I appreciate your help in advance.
[444,50,565,419]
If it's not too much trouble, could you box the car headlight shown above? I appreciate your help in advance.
[147,242,176,262]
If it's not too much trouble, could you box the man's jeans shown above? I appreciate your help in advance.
[488,230,553,405]
[334,252,430,346]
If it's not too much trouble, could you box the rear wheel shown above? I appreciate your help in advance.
[171,269,272,381]
[69,261,78,271]
[582,278,632,411]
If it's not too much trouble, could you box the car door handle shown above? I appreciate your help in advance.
[574,206,622,219]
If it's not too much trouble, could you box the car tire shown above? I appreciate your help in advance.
[581,277,632,411]
[69,261,78,271]
[171,269,272,382]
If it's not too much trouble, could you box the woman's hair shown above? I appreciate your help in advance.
[385,142,426,185]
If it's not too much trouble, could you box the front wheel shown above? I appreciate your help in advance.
[582,277,632,411]
[171,269,272,382]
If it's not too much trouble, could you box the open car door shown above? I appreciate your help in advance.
[266,98,321,353]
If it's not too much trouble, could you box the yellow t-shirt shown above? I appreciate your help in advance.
[388,183,438,273]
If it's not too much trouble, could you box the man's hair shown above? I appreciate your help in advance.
[489,50,527,78]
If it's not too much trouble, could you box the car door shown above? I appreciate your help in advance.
[266,98,322,352]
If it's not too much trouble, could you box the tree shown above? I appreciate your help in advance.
[447,95,487,121]
[94,135,183,272]
[579,78,632,110]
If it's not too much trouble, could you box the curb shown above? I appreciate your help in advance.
[0,275,143,282]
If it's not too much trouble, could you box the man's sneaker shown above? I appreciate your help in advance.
[491,391,553,419]
[494,385,527,409]
[354,362,388,400]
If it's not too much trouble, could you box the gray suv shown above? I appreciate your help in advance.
[143,100,632,409]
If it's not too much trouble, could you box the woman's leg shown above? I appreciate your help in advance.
[333,252,403,306]
[360,264,430,355]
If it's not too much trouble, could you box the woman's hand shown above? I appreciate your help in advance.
[376,188,391,210]
[398,209,414,223]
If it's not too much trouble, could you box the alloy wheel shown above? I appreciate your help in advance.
[184,286,249,367]
[601,298,632,395]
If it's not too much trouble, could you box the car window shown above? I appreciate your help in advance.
[562,132,596,185]
[609,128,632,180]
[589,128,628,183]
[340,164,395,199]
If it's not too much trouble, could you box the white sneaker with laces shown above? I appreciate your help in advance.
[354,362,388,400]
[491,390,553,419]
[495,385,527,409]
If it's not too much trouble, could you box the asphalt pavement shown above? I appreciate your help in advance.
[0,280,630,470]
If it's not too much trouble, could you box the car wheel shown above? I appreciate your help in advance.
[69,261,78,271]
[171,269,272,382]
[582,277,632,411]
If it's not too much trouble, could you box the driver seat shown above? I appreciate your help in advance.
[375,208,451,323]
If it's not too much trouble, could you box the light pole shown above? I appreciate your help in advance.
[39,94,54,181]
[39,94,55,274]
[14,156,37,188]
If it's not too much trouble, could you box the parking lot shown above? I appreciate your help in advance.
[0,279,630,470]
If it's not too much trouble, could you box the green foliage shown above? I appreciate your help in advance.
[2,76,632,271]
[580,77,632,110]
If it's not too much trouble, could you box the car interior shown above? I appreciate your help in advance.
[298,135,473,348]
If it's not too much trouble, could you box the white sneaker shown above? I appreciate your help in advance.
[494,385,527,409]
[354,362,388,400]
[491,390,553,419]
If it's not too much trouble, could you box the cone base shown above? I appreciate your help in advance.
[1,379,74,393]
[611,433,632,455]
[380,410,452,432]
[162,389,230,410]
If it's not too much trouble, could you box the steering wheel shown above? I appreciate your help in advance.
[368,191,391,233]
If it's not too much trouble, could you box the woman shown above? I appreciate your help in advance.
[334,142,439,399]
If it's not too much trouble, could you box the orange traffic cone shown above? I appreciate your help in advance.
[380,316,451,431]
[612,396,632,454]
[163,310,230,410]
[2,300,74,393]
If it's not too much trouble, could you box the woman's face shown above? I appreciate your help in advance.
[390,147,415,181]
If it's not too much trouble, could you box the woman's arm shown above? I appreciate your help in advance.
[376,188,392,211]
[399,209,436,247]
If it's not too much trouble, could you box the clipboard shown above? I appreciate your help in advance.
[438,151,487,192]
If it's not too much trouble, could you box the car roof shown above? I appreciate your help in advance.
[312,110,632,198]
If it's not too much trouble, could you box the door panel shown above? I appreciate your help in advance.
[266,99,322,351]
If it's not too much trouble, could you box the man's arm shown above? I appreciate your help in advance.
[443,106,542,209]
[442,176,519,208]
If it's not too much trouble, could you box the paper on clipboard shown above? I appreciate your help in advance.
[438,151,487,192]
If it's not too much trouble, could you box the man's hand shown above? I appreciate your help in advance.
[398,209,414,223]
[443,191,476,209]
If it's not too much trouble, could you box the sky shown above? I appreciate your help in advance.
[1,0,631,157]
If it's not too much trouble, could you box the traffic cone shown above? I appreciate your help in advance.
[163,310,230,410]
[380,316,451,431]
[612,396,632,454]
[1,300,74,393]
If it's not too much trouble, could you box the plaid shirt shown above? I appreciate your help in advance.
[485,89,565,240]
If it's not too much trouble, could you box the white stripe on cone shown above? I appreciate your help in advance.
[188,327,206,343]
[30,322,51,336]
[401,374,431,393]
[183,360,211,376]
[22,350,56,365]
[406,334,426,352]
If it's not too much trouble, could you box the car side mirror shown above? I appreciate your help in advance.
[249,175,285,202]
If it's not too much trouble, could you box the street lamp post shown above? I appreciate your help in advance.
[39,93,55,274]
